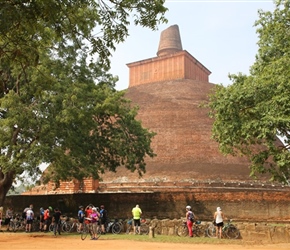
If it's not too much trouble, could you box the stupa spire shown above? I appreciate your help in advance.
[157,24,183,57]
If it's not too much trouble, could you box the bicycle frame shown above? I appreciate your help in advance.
[206,220,240,239]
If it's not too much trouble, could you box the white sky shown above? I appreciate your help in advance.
[109,0,275,90]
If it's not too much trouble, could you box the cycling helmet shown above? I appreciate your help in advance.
[186,205,191,210]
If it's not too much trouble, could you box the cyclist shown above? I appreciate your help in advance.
[43,206,52,232]
[52,208,62,236]
[4,207,13,231]
[214,207,225,239]
[185,205,195,237]
[25,205,34,233]
[77,206,85,232]
[39,207,44,232]
[90,207,100,240]
[131,204,142,234]
[99,205,107,234]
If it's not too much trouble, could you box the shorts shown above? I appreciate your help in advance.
[4,218,11,225]
[78,217,84,223]
[26,219,33,225]
[44,219,51,226]
[92,223,98,234]
[133,219,141,227]
[100,218,106,225]
[216,222,224,227]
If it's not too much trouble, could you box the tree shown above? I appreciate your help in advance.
[207,0,290,184]
[0,0,167,206]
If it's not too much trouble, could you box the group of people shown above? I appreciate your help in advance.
[185,205,225,238]
[2,203,224,238]
[77,204,107,240]
[32,205,62,235]
[1,204,63,234]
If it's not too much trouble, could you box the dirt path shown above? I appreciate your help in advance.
[1,232,289,250]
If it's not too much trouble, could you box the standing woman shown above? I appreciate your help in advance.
[90,207,100,240]
[185,205,194,237]
[214,207,225,238]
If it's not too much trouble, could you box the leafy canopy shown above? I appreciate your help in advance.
[0,0,167,198]
[207,0,290,184]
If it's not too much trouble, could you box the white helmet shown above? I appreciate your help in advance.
[186,205,191,210]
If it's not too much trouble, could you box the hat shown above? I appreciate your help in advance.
[92,207,97,211]
[217,207,221,211]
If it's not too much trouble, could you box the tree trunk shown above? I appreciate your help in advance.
[0,170,15,207]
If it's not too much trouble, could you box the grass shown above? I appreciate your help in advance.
[105,234,245,245]
[54,232,245,245]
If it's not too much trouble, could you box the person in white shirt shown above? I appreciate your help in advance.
[25,205,34,232]
[214,207,225,238]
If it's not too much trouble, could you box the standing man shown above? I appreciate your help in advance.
[4,207,13,231]
[25,205,34,233]
[77,206,85,232]
[131,204,142,234]
[43,206,52,232]
[52,208,62,236]
[39,207,44,232]
[99,205,107,234]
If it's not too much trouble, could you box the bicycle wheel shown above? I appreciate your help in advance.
[176,225,188,237]
[62,222,71,232]
[49,223,54,232]
[76,223,83,233]
[126,224,132,234]
[81,224,88,240]
[192,225,203,237]
[206,224,216,238]
[31,220,39,232]
[140,224,149,235]
[112,222,122,234]
[9,221,16,232]
[225,225,240,239]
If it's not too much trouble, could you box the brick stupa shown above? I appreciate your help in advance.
[98,25,261,186]
[24,25,272,195]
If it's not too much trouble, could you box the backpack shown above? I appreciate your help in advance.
[189,211,194,222]
[100,209,107,218]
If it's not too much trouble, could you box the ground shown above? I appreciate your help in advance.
[1,233,290,250]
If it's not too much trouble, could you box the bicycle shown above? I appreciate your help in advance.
[49,216,71,233]
[103,218,123,234]
[9,215,26,232]
[206,219,240,239]
[81,218,99,240]
[176,220,203,237]
[67,218,82,233]
[126,218,149,235]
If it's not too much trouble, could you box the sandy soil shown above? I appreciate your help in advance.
[0,232,290,250]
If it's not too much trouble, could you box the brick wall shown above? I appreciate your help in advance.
[6,188,290,222]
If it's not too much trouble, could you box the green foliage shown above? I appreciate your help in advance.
[0,0,167,203]
[207,0,290,184]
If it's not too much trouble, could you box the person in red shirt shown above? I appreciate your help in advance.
[43,206,52,232]
[85,205,93,224]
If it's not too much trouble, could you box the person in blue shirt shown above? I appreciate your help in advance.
[99,205,107,234]
[77,206,85,232]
